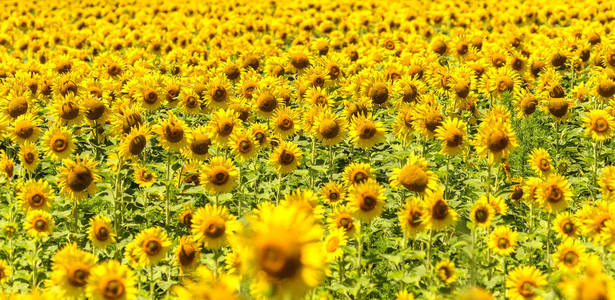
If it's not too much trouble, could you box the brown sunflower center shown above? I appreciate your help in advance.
[358,123,376,139]
[210,169,229,186]
[103,279,125,299]
[498,237,510,249]
[205,218,226,238]
[521,96,538,115]
[425,114,443,132]
[398,164,429,193]
[562,222,574,235]
[279,150,295,165]
[67,267,89,287]
[409,211,422,227]
[519,281,536,297]
[122,113,142,134]
[96,226,110,241]
[597,80,615,98]
[258,242,302,280]
[496,76,514,92]
[223,65,241,81]
[143,90,158,104]
[446,131,463,148]
[351,171,368,185]
[190,134,211,155]
[593,117,609,133]
[278,117,294,130]
[61,102,80,120]
[539,158,551,171]
[550,85,565,98]
[369,82,389,104]
[487,130,510,152]
[257,93,278,113]
[68,165,93,192]
[432,200,449,220]
[129,135,146,155]
[144,239,162,256]
[474,208,488,223]
[24,151,36,164]
[212,87,227,102]
[547,98,569,118]
[546,185,563,203]
[34,218,47,231]
[238,140,252,153]
[328,190,339,201]
[107,64,122,77]
[359,193,378,211]
[85,100,105,120]
[319,119,340,139]
[290,53,310,70]
[29,193,45,207]
[402,84,419,103]
[163,122,184,143]
[563,251,578,266]
[179,243,196,266]
[51,135,69,152]
[16,124,34,139]
[328,65,340,79]
[338,216,354,231]
[454,81,470,98]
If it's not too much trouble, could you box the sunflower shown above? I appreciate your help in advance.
[18,179,54,213]
[270,107,298,140]
[470,197,495,228]
[86,260,137,300]
[132,227,172,266]
[396,289,414,300]
[528,148,553,177]
[42,126,75,161]
[153,111,193,152]
[2,91,31,119]
[537,174,573,213]
[191,204,240,250]
[312,109,347,146]
[478,66,522,99]
[82,97,109,123]
[342,162,373,186]
[206,75,233,109]
[398,197,426,239]
[134,75,164,112]
[393,76,426,107]
[392,106,415,142]
[553,212,579,240]
[18,141,40,174]
[423,189,458,231]
[348,179,385,223]
[24,210,54,239]
[435,259,457,285]
[327,205,359,237]
[320,181,346,206]
[269,140,303,174]
[304,86,334,108]
[522,177,543,207]
[51,93,84,127]
[228,130,258,162]
[173,266,240,300]
[348,113,385,149]
[361,74,392,105]
[323,228,348,263]
[0,259,11,285]
[178,88,202,115]
[248,123,270,148]
[583,109,615,142]
[488,226,518,256]
[7,113,41,144]
[175,236,201,275]
[390,153,438,195]
[505,266,547,300]
[598,166,615,200]
[118,126,151,159]
[0,151,13,180]
[513,89,539,119]
[435,117,468,155]
[182,126,212,161]
[88,215,116,249]
[133,166,156,188]
[58,155,101,202]
[49,243,96,299]
[200,156,238,194]
[486,193,509,215]
[553,239,586,273]
[207,108,241,146]
[543,97,573,123]
[239,203,325,299]
[473,118,518,164]
[412,101,443,140]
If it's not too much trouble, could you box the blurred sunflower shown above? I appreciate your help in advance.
[598,166,615,200]
[183,126,212,161]
[174,236,201,275]
[553,238,586,273]
[7,113,41,144]
[323,228,347,263]
[398,197,426,239]
[390,153,438,195]
[49,243,96,299]
[119,126,151,159]
[435,259,457,285]
[0,259,11,285]
[505,266,546,300]
[86,260,137,300]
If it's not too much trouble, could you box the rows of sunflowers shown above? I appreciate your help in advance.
[1,0,615,299]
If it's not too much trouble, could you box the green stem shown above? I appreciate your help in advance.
[113,158,123,234]
[165,151,173,226]
[275,172,283,205]
[444,156,451,198]
[310,137,316,189]
[150,265,155,299]
[328,145,334,180]
[32,240,38,289]
[426,229,433,272]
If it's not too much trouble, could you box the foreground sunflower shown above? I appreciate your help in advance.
[191,204,240,249]
[200,156,238,194]
[240,203,325,299]
[58,155,101,202]
[583,109,615,142]
[173,266,240,300]
[86,260,137,300]
[49,243,96,299]
[505,266,547,300]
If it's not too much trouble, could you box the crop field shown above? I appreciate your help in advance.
[1,0,615,299]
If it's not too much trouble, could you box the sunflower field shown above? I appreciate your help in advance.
[3,0,615,299]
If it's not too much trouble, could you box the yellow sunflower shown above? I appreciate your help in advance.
[488,226,518,256]
[348,113,385,149]
[269,140,303,174]
[398,197,426,239]
[583,109,615,142]
[327,205,359,237]
[270,107,298,140]
[342,162,374,186]
[85,260,137,300]
[473,118,518,164]
[174,236,201,275]
[88,215,116,249]
[470,197,495,228]
[553,239,586,273]
[435,259,457,285]
[349,179,385,223]
[42,126,75,161]
[118,125,151,159]
[423,189,458,231]
[537,174,573,213]
[553,212,579,240]
[390,153,438,195]
[228,130,258,162]
[133,165,156,188]
[505,266,547,300]
[182,126,212,161]
[191,204,240,250]
[153,111,193,152]
[200,156,238,194]
[18,141,40,174]
[0,259,12,285]
[58,155,101,202]
[132,227,172,266]
[7,113,41,144]
[19,179,54,213]
[51,93,84,127]
[49,243,96,299]
[24,210,54,239]
[207,108,241,146]
[598,165,615,200]
[435,117,468,155]
[528,148,553,177]
[312,109,347,146]
[320,181,347,206]
[323,228,348,263]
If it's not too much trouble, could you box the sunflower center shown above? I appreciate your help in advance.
[351,171,368,185]
[402,84,418,103]
[487,130,509,152]
[163,122,184,143]
[328,191,339,201]
[24,152,35,164]
[51,136,68,152]
[546,185,563,203]
[129,135,147,155]
[85,100,105,120]
[179,243,196,266]
[398,165,429,193]
[432,40,447,55]
[454,81,470,98]
[182,213,193,226]
[438,266,451,279]
[328,65,340,79]
[384,40,395,50]
[550,85,565,98]
[290,53,310,70]
[144,90,158,104]
[107,64,122,77]
[29,193,45,207]
[279,150,295,165]
[8,97,28,118]
[597,80,615,98]
[238,140,252,153]
[96,226,109,241]
[205,218,226,238]
[61,102,80,120]
[254,132,265,144]
[259,242,302,280]
[144,239,162,256]
[122,113,142,134]
[191,134,211,155]
[433,200,449,220]
[166,87,179,101]
[562,222,574,235]
[223,65,241,81]
[68,267,89,287]
[446,131,463,148]
[211,169,229,185]
[326,237,340,253]
[34,218,47,231]
[474,208,488,223]
[496,76,514,92]
[16,123,34,139]
[369,82,389,104]
[539,158,550,171]
[519,281,536,297]
[593,117,609,133]
[409,211,422,227]
[278,117,293,130]
[68,165,93,192]
[257,93,277,112]
[425,114,443,132]
[563,251,578,266]
[359,123,376,139]
[212,87,227,102]
[547,98,569,118]
[184,96,198,108]
[338,216,354,231]
[319,119,340,139]
[103,279,125,299]
[497,237,509,249]
[359,193,378,211]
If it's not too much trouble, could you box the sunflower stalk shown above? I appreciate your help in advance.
[32,240,38,289]
[328,145,334,180]
[149,265,155,298]
[275,172,283,205]
[165,151,173,226]
[113,157,124,234]
[426,229,433,272]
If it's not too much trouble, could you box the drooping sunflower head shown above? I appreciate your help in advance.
[398,197,426,239]
[82,97,108,123]
[412,101,444,140]
[513,89,539,118]
[19,179,54,213]
[390,153,438,195]
[52,93,84,127]
[0,259,12,285]
[58,155,101,202]
[543,96,572,123]
[200,156,238,194]
[119,125,151,159]
[175,236,201,275]
[88,214,116,249]
[207,108,240,146]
